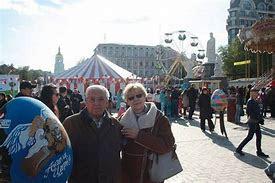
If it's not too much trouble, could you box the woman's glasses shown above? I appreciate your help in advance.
[128,94,143,101]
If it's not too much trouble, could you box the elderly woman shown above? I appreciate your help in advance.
[119,83,175,183]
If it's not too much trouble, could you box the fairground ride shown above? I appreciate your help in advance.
[155,30,206,85]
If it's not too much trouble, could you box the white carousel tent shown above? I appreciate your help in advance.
[55,54,136,79]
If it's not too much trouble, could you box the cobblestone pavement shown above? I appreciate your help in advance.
[166,112,275,183]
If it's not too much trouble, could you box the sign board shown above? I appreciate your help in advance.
[0,75,19,95]
[233,60,251,66]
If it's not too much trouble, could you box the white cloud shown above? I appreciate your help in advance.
[9,27,19,32]
[1,0,229,72]
[48,0,64,5]
[0,0,64,15]
[0,0,40,15]
[106,16,150,24]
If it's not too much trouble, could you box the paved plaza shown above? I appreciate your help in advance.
[166,112,275,183]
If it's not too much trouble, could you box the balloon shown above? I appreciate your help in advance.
[0,97,72,183]
[211,89,228,112]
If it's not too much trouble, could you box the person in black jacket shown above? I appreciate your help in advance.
[235,88,269,158]
[15,80,36,98]
[187,84,198,120]
[198,87,214,132]
[266,87,275,118]
[57,86,73,123]
[70,89,83,113]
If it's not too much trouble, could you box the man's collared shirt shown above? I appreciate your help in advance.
[91,112,107,128]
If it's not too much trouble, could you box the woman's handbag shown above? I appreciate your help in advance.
[148,145,183,182]
[146,112,183,182]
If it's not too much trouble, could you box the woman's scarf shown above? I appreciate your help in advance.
[119,102,158,129]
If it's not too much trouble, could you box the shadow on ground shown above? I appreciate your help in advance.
[172,117,201,128]
[234,153,270,169]
[203,131,235,152]
[261,126,275,137]
[171,117,190,127]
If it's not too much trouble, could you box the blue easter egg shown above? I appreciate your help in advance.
[0,97,72,183]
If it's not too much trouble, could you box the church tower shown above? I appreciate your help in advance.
[54,46,65,75]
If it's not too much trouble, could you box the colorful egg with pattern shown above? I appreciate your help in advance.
[0,97,72,183]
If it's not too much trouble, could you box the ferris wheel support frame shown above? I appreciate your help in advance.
[158,30,206,85]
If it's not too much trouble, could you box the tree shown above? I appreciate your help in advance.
[17,66,30,80]
[0,64,16,74]
[0,64,52,82]
[218,39,272,79]
[218,39,247,79]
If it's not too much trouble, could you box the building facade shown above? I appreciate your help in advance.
[227,0,275,44]
[54,46,65,75]
[95,43,177,78]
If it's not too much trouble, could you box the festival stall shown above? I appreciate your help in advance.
[54,54,138,97]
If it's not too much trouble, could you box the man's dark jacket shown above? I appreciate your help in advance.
[63,108,122,183]
[246,98,261,121]
[198,93,213,119]
[15,92,25,98]
[187,87,198,105]
[57,95,73,123]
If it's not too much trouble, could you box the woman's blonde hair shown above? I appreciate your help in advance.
[123,83,147,99]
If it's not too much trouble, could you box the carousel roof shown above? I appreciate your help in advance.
[55,54,136,79]
[238,18,275,53]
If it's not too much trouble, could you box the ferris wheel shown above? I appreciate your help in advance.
[155,30,206,84]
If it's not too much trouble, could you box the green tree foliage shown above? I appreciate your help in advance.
[218,39,272,79]
[17,66,30,80]
[0,64,16,74]
[218,39,247,79]
[0,64,52,82]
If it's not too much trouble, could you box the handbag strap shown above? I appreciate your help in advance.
[150,111,163,134]
[150,112,177,161]
[140,150,147,183]
[139,110,163,183]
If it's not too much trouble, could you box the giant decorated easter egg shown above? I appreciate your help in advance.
[0,97,72,182]
[211,89,228,112]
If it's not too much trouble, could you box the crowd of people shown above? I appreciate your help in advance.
[8,81,84,124]
[0,79,274,182]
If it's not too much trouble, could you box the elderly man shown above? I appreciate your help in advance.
[63,85,122,183]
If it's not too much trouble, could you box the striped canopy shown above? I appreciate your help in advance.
[55,54,136,79]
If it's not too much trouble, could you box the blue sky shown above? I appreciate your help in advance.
[0,0,230,72]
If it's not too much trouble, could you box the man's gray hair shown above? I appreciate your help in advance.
[86,85,110,100]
